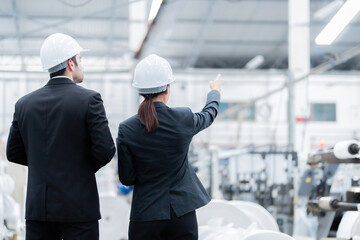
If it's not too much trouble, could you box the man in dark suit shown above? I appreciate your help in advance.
[6,33,115,240]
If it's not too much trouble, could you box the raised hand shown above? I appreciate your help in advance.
[209,74,221,92]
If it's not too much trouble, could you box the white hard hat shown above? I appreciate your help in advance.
[133,54,175,94]
[40,33,87,73]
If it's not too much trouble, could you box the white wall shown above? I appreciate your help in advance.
[166,71,360,156]
[1,70,360,155]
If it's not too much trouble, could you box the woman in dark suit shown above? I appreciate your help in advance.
[117,54,221,240]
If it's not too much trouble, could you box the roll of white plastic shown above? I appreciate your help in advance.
[228,200,279,231]
[197,199,290,240]
[99,196,130,240]
[333,140,360,159]
[0,174,15,194]
[0,226,5,240]
[199,224,247,240]
[197,199,253,229]
[243,229,296,240]
[336,211,360,239]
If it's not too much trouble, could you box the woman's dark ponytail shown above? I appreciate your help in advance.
[138,94,159,133]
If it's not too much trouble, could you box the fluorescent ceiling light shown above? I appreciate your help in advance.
[245,55,264,69]
[148,0,163,22]
[315,0,360,45]
[313,0,344,20]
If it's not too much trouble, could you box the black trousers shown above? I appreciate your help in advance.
[129,207,198,240]
[26,220,99,240]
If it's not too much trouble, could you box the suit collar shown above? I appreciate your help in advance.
[153,101,168,108]
[46,77,74,85]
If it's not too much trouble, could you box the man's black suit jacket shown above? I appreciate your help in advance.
[117,90,220,221]
[6,77,115,222]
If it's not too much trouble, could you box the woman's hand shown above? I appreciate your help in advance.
[209,74,221,92]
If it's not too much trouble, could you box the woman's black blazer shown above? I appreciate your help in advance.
[117,90,220,221]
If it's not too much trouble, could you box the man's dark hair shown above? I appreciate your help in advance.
[50,55,78,78]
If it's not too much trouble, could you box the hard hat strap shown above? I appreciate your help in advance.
[137,85,167,94]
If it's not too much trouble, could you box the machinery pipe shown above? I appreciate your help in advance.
[310,196,359,211]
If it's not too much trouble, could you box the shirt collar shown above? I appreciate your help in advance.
[46,76,74,85]
[51,76,72,81]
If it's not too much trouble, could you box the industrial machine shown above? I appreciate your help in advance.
[204,145,297,235]
[295,140,360,240]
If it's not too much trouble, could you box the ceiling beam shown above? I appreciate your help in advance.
[0,14,129,22]
[155,38,360,48]
[5,14,359,28]
[178,19,288,25]
[169,39,288,45]
[0,35,128,43]
[0,49,130,56]
[6,15,360,28]
[186,0,219,68]
[251,43,360,103]
[0,0,143,43]
[176,18,360,27]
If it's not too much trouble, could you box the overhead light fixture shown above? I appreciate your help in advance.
[313,0,344,20]
[245,55,264,69]
[148,0,163,22]
[315,0,360,45]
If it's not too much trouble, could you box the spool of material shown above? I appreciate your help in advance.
[229,200,279,231]
[0,174,15,194]
[318,196,338,211]
[336,211,360,239]
[99,196,130,240]
[334,140,360,159]
[197,199,253,228]
[243,230,295,240]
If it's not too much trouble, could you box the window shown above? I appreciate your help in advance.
[218,102,255,121]
[311,103,336,121]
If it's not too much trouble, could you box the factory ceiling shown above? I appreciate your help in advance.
[1,0,360,73]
